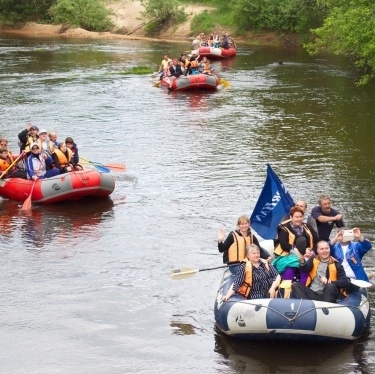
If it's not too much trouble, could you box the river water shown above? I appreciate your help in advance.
[1,35,375,373]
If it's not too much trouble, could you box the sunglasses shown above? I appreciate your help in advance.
[31,147,39,150]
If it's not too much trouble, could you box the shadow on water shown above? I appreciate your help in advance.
[214,327,374,373]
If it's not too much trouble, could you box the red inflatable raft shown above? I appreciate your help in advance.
[160,73,219,91]
[191,47,237,60]
[0,169,115,204]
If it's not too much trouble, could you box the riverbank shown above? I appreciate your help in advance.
[0,0,299,47]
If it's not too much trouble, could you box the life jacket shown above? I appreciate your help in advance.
[274,223,314,256]
[24,135,39,152]
[54,148,72,167]
[202,61,211,74]
[228,231,254,263]
[40,140,55,155]
[0,153,14,172]
[238,259,270,297]
[306,256,338,286]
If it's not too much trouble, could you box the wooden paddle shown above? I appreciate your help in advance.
[21,177,38,212]
[170,265,230,280]
[219,78,230,88]
[153,80,161,88]
[0,153,24,179]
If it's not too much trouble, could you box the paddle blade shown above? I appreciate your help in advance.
[153,81,161,88]
[105,163,126,172]
[21,195,32,212]
[350,278,373,288]
[219,78,230,88]
[170,267,199,280]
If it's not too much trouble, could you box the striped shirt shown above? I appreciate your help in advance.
[232,261,279,299]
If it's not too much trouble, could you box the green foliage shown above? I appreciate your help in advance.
[306,0,375,85]
[120,66,154,75]
[141,0,187,35]
[49,0,113,31]
[232,0,326,34]
[190,9,233,36]
[0,0,55,25]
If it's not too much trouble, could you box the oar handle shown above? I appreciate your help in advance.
[198,265,230,272]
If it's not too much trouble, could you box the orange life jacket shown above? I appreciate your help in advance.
[228,231,254,263]
[305,257,338,286]
[54,148,72,167]
[238,259,270,297]
[274,223,314,256]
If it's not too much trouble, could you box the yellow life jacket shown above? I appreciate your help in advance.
[306,257,338,287]
[274,223,314,256]
[24,135,39,152]
[202,61,211,73]
[190,60,199,68]
[54,148,72,167]
[238,259,270,297]
[228,231,254,263]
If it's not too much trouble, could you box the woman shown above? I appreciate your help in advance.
[52,142,74,173]
[273,206,320,282]
[222,244,281,301]
[218,215,271,273]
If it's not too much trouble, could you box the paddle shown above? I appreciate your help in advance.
[219,78,230,88]
[350,279,373,288]
[79,157,110,173]
[0,153,24,179]
[80,158,126,172]
[21,159,44,212]
[170,265,230,280]
[153,80,161,88]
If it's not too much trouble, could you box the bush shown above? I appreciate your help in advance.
[49,0,113,32]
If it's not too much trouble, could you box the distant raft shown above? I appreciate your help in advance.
[160,73,220,91]
[191,47,237,60]
[214,267,371,342]
[0,169,115,204]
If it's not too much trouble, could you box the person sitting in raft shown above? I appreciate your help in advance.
[222,244,281,301]
[0,147,27,179]
[65,137,82,170]
[52,142,75,174]
[169,58,185,79]
[213,32,220,48]
[218,215,272,274]
[221,32,230,49]
[292,241,350,303]
[184,54,200,76]
[25,143,60,180]
[273,206,320,284]
[330,227,372,281]
[18,123,39,153]
[200,57,212,75]
[38,129,55,157]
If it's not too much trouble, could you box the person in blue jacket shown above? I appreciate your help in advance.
[330,227,372,281]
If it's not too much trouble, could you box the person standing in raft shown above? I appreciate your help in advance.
[292,241,350,303]
[25,143,60,180]
[218,215,272,274]
[273,206,320,283]
[222,244,281,301]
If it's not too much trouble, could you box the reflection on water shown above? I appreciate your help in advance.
[214,327,369,373]
[170,319,197,336]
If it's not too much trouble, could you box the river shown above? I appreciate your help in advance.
[0,35,375,373]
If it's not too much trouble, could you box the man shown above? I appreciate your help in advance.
[48,131,58,147]
[18,123,39,153]
[330,227,372,281]
[169,58,184,78]
[311,194,344,241]
[38,129,55,156]
[292,241,350,303]
[157,55,172,74]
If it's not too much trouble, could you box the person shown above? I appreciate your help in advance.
[18,123,39,153]
[65,136,81,168]
[311,194,345,241]
[38,129,55,156]
[48,131,58,147]
[221,244,281,301]
[221,32,230,49]
[292,240,350,303]
[184,54,200,75]
[52,142,75,173]
[273,206,320,283]
[169,58,184,78]
[280,200,318,235]
[200,56,212,75]
[157,55,172,74]
[178,53,187,67]
[218,215,271,273]
[25,143,60,180]
[0,147,27,179]
[213,32,220,48]
[330,227,372,281]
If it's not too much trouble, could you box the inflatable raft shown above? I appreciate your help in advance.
[191,47,237,60]
[214,267,371,342]
[0,170,115,204]
[160,73,219,91]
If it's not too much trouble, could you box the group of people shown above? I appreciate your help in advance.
[0,123,82,181]
[192,31,233,50]
[219,194,372,303]
[157,53,214,83]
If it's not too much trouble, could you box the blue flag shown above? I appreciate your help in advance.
[250,164,295,239]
